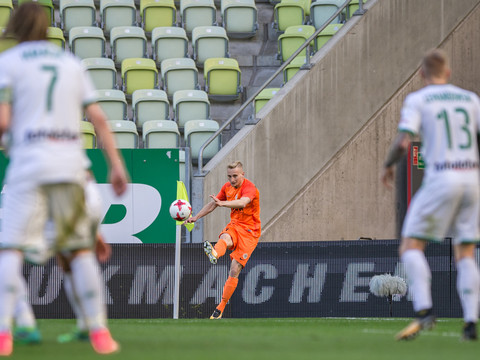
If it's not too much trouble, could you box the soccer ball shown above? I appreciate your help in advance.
[169,199,192,221]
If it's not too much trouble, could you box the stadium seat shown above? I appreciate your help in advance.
[100,0,136,33]
[69,26,106,59]
[160,58,199,98]
[94,89,128,121]
[132,89,170,128]
[203,57,241,101]
[0,0,12,28]
[140,0,176,33]
[110,26,147,66]
[80,120,97,149]
[309,0,343,30]
[220,0,257,38]
[180,0,216,34]
[121,58,158,95]
[19,0,55,26]
[314,23,342,51]
[173,89,210,128]
[184,119,220,163]
[152,27,189,65]
[347,0,366,19]
[0,27,16,53]
[60,0,96,32]
[192,26,229,67]
[108,120,138,148]
[277,25,315,62]
[254,87,280,113]
[142,119,180,148]
[273,0,306,32]
[47,27,65,49]
[82,57,117,90]
[283,55,306,83]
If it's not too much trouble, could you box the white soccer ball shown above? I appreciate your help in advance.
[169,199,192,221]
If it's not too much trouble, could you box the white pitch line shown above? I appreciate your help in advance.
[362,328,459,338]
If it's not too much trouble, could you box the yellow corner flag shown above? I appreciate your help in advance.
[176,180,194,232]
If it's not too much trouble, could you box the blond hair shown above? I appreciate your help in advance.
[227,161,243,170]
[5,2,48,43]
[421,49,449,79]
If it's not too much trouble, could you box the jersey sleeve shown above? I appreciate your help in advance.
[0,53,13,103]
[241,181,257,200]
[217,183,227,201]
[472,93,480,134]
[77,60,97,107]
[398,93,421,136]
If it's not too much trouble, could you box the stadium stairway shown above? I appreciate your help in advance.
[191,0,480,243]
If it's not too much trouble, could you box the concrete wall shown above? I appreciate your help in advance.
[193,0,480,242]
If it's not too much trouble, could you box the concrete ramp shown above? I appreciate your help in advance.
[193,0,480,243]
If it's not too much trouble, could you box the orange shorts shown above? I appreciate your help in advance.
[219,223,259,267]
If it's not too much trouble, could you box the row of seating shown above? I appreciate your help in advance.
[273,0,366,32]
[84,56,242,100]
[0,0,258,38]
[63,25,230,67]
[81,118,221,162]
[94,88,210,129]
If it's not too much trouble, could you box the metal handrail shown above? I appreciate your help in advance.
[196,0,364,174]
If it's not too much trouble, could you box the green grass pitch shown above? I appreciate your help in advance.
[11,318,478,360]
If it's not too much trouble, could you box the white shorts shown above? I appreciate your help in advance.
[402,181,480,244]
[1,181,94,264]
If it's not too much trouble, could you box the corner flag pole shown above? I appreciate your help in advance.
[173,224,181,319]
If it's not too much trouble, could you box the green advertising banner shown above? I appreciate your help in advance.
[0,149,180,243]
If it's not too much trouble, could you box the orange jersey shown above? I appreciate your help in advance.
[217,178,261,237]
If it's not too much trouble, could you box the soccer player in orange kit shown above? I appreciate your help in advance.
[185,161,260,319]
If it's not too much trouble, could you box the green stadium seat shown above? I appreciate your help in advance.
[69,26,106,59]
[314,23,342,51]
[203,57,241,101]
[0,0,12,28]
[184,119,220,163]
[142,120,180,148]
[80,120,97,149]
[192,26,229,67]
[82,57,117,90]
[220,0,257,38]
[19,0,55,26]
[140,0,176,33]
[310,0,343,30]
[283,55,306,83]
[121,58,158,95]
[347,0,366,19]
[152,26,189,65]
[108,120,138,148]
[273,0,306,32]
[0,27,16,53]
[110,26,147,66]
[173,89,210,128]
[95,89,128,120]
[60,0,96,32]
[160,57,199,98]
[100,0,136,33]
[47,27,65,49]
[254,87,280,113]
[277,24,315,62]
[132,89,170,129]
[180,0,216,34]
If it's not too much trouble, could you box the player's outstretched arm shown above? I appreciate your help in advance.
[381,132,411,189]
[86,103,128,196]
[184,200,218,224]
[210,195,251,209]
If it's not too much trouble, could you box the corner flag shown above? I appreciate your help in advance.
[176,181,194,231]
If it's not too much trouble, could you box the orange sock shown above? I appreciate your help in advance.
[214,239,228,258]
[216,276,238,312]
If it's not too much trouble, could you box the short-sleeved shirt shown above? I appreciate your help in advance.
[399,84,480,186]
[217,178,261,238]
[0,41,96,186]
